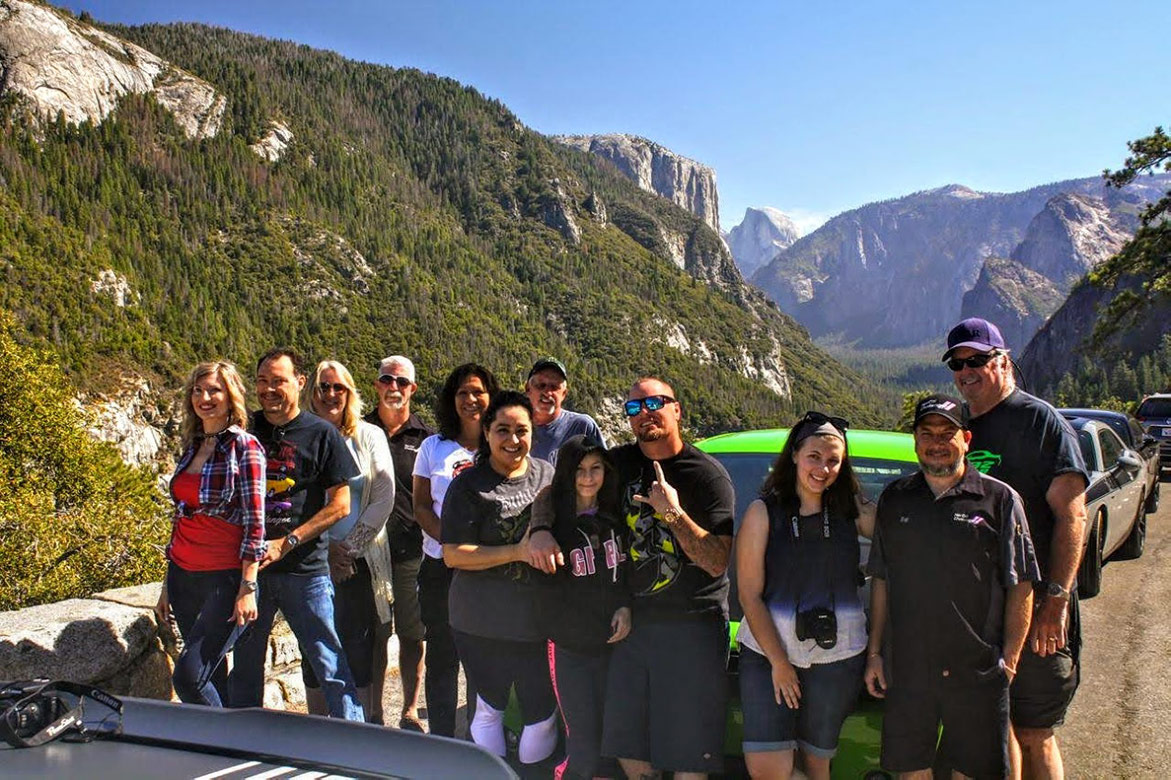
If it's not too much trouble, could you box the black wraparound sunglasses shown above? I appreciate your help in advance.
[946,352,998,371]
[799,410,849,435]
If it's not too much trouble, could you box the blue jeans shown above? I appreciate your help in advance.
[166,563,249,707]
[228,570,364,721]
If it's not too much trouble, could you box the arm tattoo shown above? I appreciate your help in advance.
[671,514,731,576]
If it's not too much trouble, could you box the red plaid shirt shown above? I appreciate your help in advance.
[170,425,267,562]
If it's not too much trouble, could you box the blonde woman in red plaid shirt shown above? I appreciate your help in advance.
[155,361,267,706]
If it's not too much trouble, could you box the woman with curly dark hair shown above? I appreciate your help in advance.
[734,411,876,780]
[441,390,557,764]
[410,362,499,737]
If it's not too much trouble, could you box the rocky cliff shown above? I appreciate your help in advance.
[0,0,225,138]
[554,133,722,232]
[960,193,1131,348]
[751,177,1169,348]
[724,207,800,278]
[1018,277,1171,395]
[960,257,1064,350]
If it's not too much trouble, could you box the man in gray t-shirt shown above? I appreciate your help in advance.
[525,357,604,464]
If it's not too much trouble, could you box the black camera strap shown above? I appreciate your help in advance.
[791,506,837,615]
[0,680,123,748]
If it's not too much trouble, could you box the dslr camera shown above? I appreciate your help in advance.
[795,606,838,649]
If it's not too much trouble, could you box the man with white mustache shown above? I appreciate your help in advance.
[865,394,1039,779]
[363,355,432,731]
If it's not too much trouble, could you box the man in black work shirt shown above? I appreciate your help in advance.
[865,394,1039,779]
[363,355,433,730]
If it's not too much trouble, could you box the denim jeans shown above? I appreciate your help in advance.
[166,563,249,707]
[228,570,364,721]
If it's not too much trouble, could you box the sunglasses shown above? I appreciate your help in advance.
[946,352,998,371]
[317,382,348,394]
[799,411,849,434]
[377,374,413,388]
[624,394,676,417]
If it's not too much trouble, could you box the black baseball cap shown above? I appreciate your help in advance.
[913,394,967,429]
[942,317,1007,361]
[528,357,567,380]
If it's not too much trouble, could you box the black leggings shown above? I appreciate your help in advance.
[419,555,461,737]
[549,641,610,779]
[302,557,377,688]
[453,630,555,724]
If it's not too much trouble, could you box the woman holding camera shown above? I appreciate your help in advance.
[734,411,875,780]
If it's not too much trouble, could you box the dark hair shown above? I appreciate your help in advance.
[435,362,500,440]
[760,414,860,521]
[475,390,533,463]
[550,435,621,529]
[256,347,305,376]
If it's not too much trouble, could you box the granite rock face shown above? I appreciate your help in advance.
[961,194,1130,348]
[724,207,800,278]
[0,598,162,688]
[0,0,225,138]
[752,176,1169,348]
[554,133,721,232]
[83,375,173,470]
[250,120,294,162]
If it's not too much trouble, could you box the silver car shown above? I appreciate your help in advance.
[1067,417,1147,598]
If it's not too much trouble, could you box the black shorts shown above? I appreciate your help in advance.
[882,677,1010,779]
[601,618,729,774]
[1010,592,1080,729]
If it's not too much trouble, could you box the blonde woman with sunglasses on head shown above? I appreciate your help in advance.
[300,360,395,720]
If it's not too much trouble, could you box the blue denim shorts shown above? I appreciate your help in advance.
[739,647,865,757]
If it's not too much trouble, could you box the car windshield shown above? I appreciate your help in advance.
[710,453,918,531]
[1137,398,1171,418]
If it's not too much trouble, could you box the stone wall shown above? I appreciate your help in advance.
[0,582,306,710]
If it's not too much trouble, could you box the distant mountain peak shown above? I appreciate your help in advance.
[725,207,800,278]
[924,184,984,200]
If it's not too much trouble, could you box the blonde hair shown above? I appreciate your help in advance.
[308,360,363,437]
[180,361,249,449]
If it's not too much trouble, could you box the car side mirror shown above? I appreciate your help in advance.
[1117,452,1142,470]
[1143,434,1158,448]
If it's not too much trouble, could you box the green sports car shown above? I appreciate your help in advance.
[695,427,918,779]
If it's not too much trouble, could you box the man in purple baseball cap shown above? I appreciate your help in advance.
[942,317,1088,779]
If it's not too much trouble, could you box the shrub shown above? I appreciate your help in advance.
[0,315,167,610]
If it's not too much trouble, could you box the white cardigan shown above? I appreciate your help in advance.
[340,420,396,624]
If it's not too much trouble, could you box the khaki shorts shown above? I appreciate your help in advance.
[388,555,425,642]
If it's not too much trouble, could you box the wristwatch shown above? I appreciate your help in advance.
[283,532,301,552]
[1044,581,1070,600]
[661,507,684,525]
[239,579,258,594]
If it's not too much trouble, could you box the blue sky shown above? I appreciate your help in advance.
[64,1,1168,234]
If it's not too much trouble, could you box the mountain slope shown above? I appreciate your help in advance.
[752,178,1167,348]
[0,6,894,441]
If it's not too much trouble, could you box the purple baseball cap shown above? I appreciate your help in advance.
[942,318,1007,361]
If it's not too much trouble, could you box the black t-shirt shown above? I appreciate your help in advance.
[965,389,1088,578]
[364,410,434,561]
[867,467,1040,687]
[249,410,359,576]
[441,458,554,641]
[611,442,735,622]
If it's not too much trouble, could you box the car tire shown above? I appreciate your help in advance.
[1077,511,1104,598]
[1115,492,1147,561]
[1146,482,1160,514]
